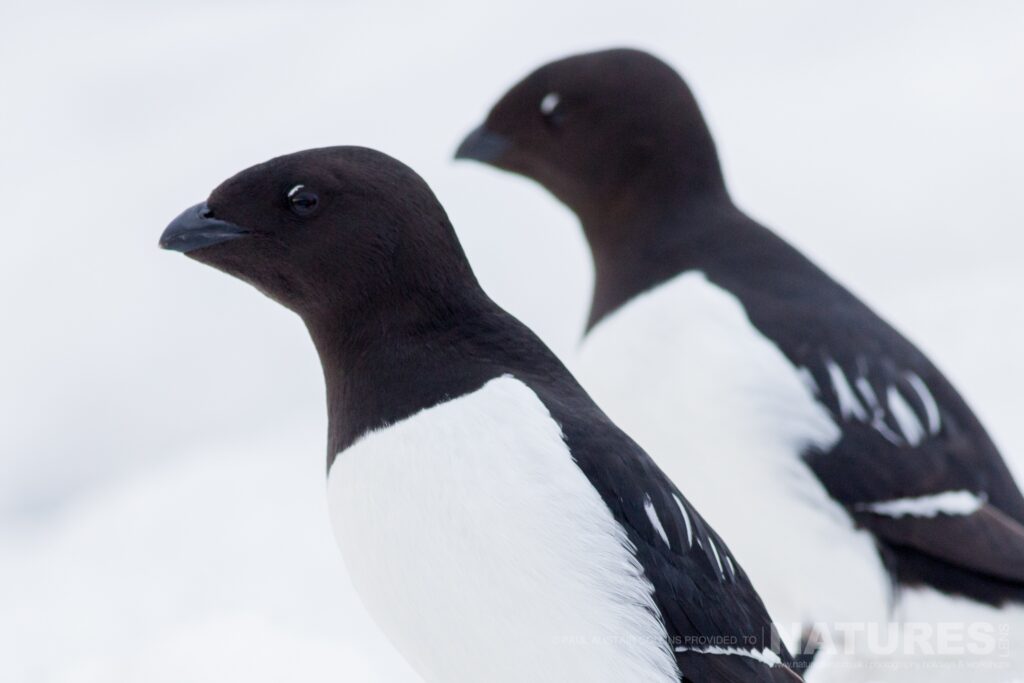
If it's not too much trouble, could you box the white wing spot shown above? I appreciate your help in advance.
[644,495,671,547]
[671,494,693,547]
[674,645,782,667]
[851,375,903,444]
[871,417,905,446]
[540,92,560,116]
[906,373,941,435]
[826,359,868,421]
[857,490,986,518]
[887,386,926,446]
[855,376,880,412]
[707,537,725,578]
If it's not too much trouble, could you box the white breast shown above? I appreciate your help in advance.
[576,271,891,647]
[326,376,679,683]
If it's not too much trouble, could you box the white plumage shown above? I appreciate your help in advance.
[576,271,892,651]
[574,270,1024,681]
[326,375,680,683]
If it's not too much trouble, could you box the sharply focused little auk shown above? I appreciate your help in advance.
[160,146,803,682]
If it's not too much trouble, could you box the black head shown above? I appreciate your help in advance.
[455,48,726,223]
[160,146,477,323]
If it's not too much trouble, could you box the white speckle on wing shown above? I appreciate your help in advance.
[858,490,985,518]
[906,373,942,435]
[724,554,736,579]
[674,645,783,667]
[826,359,868,421]
[671,494,693,548]
[707,537,725,578]
[853,376,904,444]
[287,184,305,198]
[540,92,560,116]
[871,416,905,446]
[887,386,926,446]
[644,494,671,547]
[855,376,880,412]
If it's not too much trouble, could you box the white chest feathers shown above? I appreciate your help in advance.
[576,271,890,640]
[326,376,680,683]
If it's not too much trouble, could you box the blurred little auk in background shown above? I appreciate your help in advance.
[160,146,804,682]
[457,48,1024,680]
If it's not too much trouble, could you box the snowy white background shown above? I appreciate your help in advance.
[2,1,1023,680]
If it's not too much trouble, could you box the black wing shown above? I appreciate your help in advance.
[534,378,803,682]
[717,237,1024,607]
[800,343,1024,604]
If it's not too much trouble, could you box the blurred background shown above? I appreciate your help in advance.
[2,1,1023,680]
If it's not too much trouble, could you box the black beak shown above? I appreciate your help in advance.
[454,124,511,163]
[159,202,251,253]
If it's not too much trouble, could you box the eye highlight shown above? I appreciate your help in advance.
[288,184,319,217]
[540,92,561,117]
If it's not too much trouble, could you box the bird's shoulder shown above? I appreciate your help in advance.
[524,373,800,680]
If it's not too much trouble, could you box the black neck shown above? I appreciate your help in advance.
[304,285,568,467]
[582,185,749,330]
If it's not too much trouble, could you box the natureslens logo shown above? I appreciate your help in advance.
[558,621,1013,673]
[777,620,1013,673]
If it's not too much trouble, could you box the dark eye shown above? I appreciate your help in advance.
[288,184,319,217]
[540,92,564,127]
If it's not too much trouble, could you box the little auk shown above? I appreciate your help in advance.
[160,146,803,682]
[456,48,1024,676]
